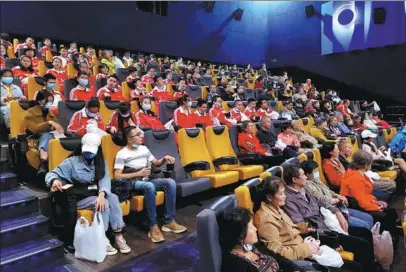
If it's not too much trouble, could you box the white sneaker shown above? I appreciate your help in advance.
[114,234,131,254]
[105,237,118,256]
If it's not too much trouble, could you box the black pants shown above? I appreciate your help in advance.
[240,155,285,170]
[52,192,78,246]
[366,208,398,236]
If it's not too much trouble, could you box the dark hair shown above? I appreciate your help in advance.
[247,98,256,104]
[196,98,207,107]
[98,64,107,73]
[349,151,373,170]
[218,207,252,253]
[257,176,285,204]
[153,75,162,83]
[320,142,336,159]
[77,71,89,78]
[280,122,292,132]
[0,32,10,42]
[0,68,13,78]
[282,165,301,186]
[43,73,56,82]
[117,102,131,131]
[35,90,53,103]
[72,145,105,181]
[300,160,319,175]
[241,120,253,131]
[179,94,190,107]
[123,126,138,142]
[212,95,221,103]
[86,98,100,109]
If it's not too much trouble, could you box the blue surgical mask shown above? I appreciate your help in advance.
[44,102,52,109]
[1,77,13,85]
[85,108,97,118]
[47,83,56,89]
[83,152,96,160]
[132,143,140,149]
[142,104,151,111]
[186,101,192,107]
[78,79,88,87]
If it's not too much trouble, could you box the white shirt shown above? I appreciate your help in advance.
[114,146,155,170]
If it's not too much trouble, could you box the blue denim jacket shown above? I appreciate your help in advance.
[388,131,406,153]
[45,155,111,195]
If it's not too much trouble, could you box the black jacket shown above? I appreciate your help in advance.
[339,154,350,170]
[256,127,277,148]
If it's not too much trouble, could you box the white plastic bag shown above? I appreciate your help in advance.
[74,212,107,263]
[371,222,393,269]
[312,245,344,268]
[373,102,381,112]
[320,207,348,235]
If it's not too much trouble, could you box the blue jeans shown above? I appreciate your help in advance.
[132,178,177,228]
[348,208,374,229]
[372,189,390,201]
[38,132,53,152]
[77,193,126,232]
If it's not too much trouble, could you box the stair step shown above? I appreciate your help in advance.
[0,213,50,247]
[0,189,38,220]
[0,173,19,191]
[0,235,64,272]
[31,260,80,272]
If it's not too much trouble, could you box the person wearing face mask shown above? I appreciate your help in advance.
[0,69,25,129]
[194,98,213,128]
[173,95,198,129]
[96,75,125,101]
[69,71,94,100]
[209,95,235,127]
[33,73,64,117]
[106,102,138,135]
[230,100,250,123]
[45,56,68,94]
[24,91,64,175]
[301,160,374,230]
[134,97,164,130]
[114,126,186,243]
[45,133,131,255]
[67,98,105,137]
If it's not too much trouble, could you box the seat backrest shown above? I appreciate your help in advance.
[99,100,121,126]
[185,85,202,100]
[196,195,237,272]
[178,128,215,176]
[144,130,187,181]
[172,73,184,83]
[298,153,308,162]
[281,157,300,170]
[301,118,311,133]
[234,178,262,213]
[201,76,213,86]
[58,101,86,130]
[206,126,240,170]
[312,148,328,184]
[244,88,255,100]
[101,134,126,179]
[228,125,242,156]
[96,79,106,92]
[10,100,33,138]
[116,68,130,82]
[159,101,178,124]
[64,79,78,99]
[5,58,20,69]
[27,76,44,100]
[48,137,82,170]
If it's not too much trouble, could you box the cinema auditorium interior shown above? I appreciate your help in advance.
[1,1,406,272]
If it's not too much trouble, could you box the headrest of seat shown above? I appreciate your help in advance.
[270,166,282,177]
[212,126,226,135]
[164,101,178,109]
[185,128,201,138]
[243,178,261,188]
[65,100,86,110]
[210,195,237,216]
[227,101,235,108]
[188,85,198,90]
[248,79,253,83]
[350,136,357,145]
[191,101,198,108]
[378,129,383,136]
[302,118,309,125]
[287,157,300,166]
[18,100,34,110]
[151,130,171,140]
[105,101,122,110]
[236,124,244,133]
[34,77,45,86]
[60,137,82,151]
[245,88,253,92]
[386,128,391,134]
[281,161,291,169]
[305,151,314,161]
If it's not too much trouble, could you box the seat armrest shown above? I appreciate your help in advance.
[212,156,238,166]
[183,161,210,173]
[340,251,354,261]
[238,153,260,161]
[162,170,174,179]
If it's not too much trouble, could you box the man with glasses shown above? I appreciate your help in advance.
[114,126,187,243]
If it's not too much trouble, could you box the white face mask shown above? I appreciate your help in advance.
[313,170,320,181]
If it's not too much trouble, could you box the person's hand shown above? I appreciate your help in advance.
[110,126,117,134]
[163,155,175,164]
[379,146,386,151]
[308,241,320,255]
[50,121,64,134]
[95,193,106,212]
[335,245,344,252]
[50,180,63,192]
[138,168,151,177]
[377,201,387,208]
[104,92,110,97]
[335,211,349,232]
[307,228,316,233]
[337,195,348,206]
[264,152,273,157]
[331,198,340,205]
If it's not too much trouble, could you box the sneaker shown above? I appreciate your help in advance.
[105,237,118,256]
[148,225,165,243]
[161,221,187,234]
[114,233,131,254]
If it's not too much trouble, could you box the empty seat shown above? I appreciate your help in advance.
[178,128,240,188]
[206,126,263,180]
[57,101,86,130]
[185,85,202,100]
[101,134,164,212]
[158,101,178,124]
[196,195,237,272]
[99,100,121,126]
[144,130,211,197]
[5,58,20,69]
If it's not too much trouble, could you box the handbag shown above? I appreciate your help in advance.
[371,222,393,269]
[320,207,348,235]
[111,179,134,202]
[305,237,344,268]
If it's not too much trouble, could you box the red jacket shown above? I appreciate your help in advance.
[11,66,37,95]
[238,132,265,155]
[340,169,379,211]
[141,74,154,84]
[230,109,248,123]
[151,87,171,102]
[195,111,213,128]
[96,86,126,101]
[40,46,54,57]
[209,106,232,127]
[244,108,257,121]
[67,108,105,137]
[106,111,137,133]
[69,86,94,101]
[46,69,68,93]
[15,43,36,53]
[135,110,164,130]
[322,158,346,187]
[173,107,198,128]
